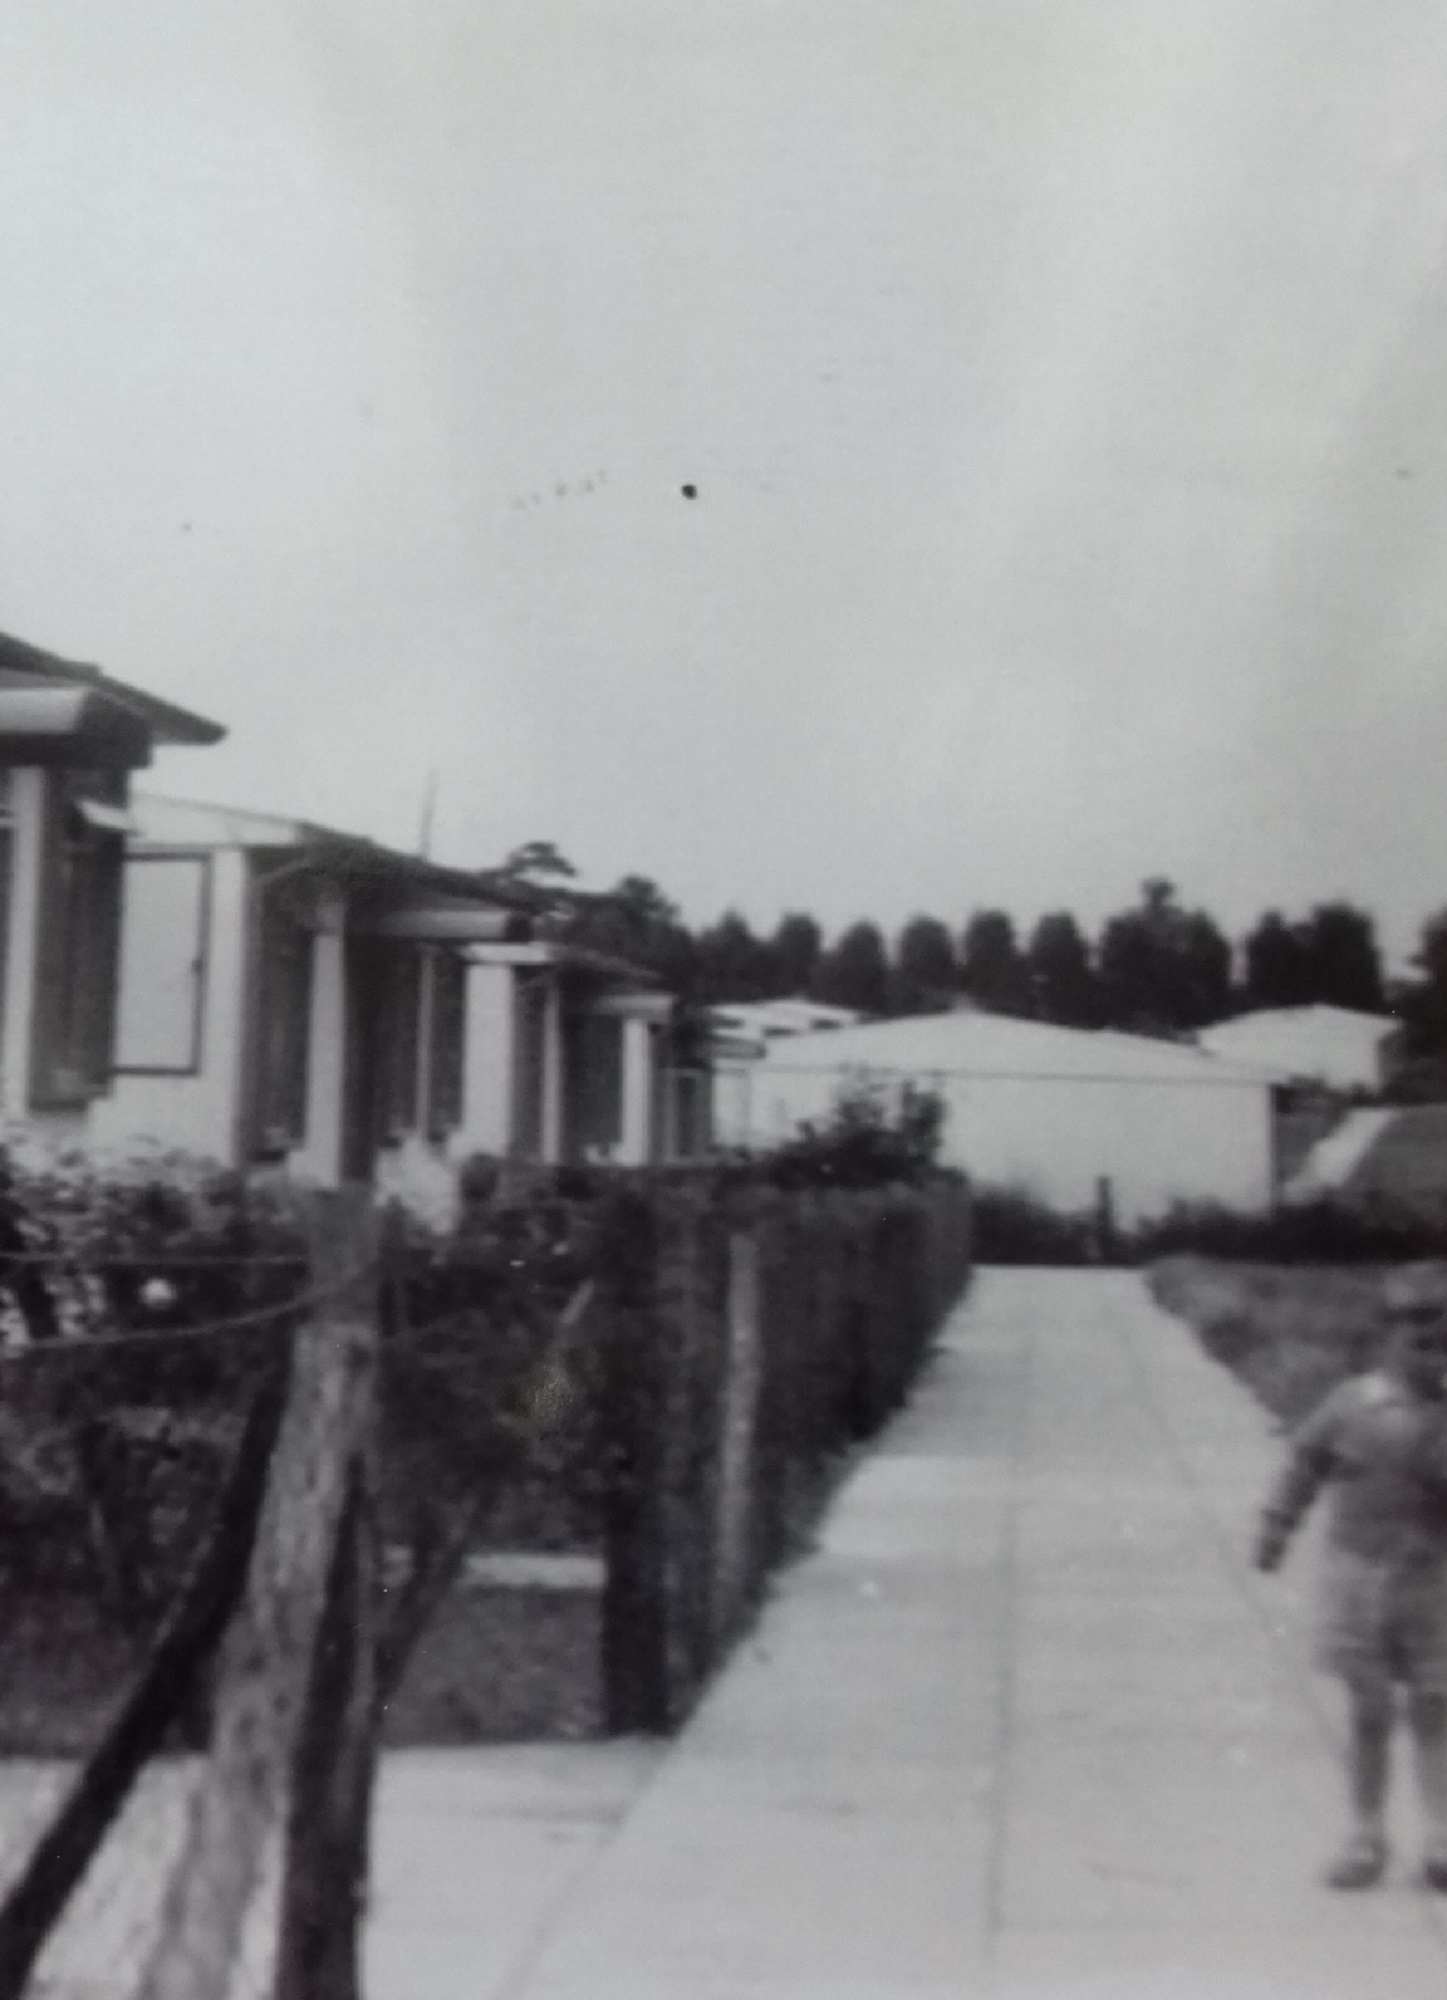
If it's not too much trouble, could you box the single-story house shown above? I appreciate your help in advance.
[0,633,224,1159]
[1196,1005,1399,1095]
[708,997,861,1149]
[90,795,678,1217]
[731,1008,1278,1225]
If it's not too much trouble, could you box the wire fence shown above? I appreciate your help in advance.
[0,1166,972,1999]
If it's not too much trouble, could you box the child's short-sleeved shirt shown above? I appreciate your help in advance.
[1274,1370,1447,1564]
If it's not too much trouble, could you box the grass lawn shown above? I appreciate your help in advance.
[1147,1254,1397,1426]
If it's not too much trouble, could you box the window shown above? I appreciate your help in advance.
[30,778,124,1108]
[369,946,467,1147]
[114,854,209,1073]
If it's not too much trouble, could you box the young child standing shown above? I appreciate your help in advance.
[1255,1262,1447,1890]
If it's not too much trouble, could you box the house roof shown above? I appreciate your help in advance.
[756,1008,1273,1088]
[710,998,862,1038]
[1201,1003,1398,1040]
[130,793,539,912]
[1296,1104,1447,1205]
[0,632,225,746]
[1197,1005,1399,1085]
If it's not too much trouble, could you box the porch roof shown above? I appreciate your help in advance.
[467,939,662,985]
[0,633,225,747]
[130,792,540,913]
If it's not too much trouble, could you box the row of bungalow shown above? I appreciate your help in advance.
[0,633,685,1219]
[4,628,1401,1232]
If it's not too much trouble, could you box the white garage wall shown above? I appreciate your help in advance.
[742,1059,1273,1224]
[936,1073,1271,1223]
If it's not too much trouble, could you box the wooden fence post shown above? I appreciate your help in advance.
[136,1188,377,2000]
[711,1229,763,1650]
[598,1191,672,1736]
[273,1459,377,2000]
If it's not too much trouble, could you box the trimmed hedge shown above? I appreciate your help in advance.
[594,1174,972,1732]
[1136,1196,1447,1265]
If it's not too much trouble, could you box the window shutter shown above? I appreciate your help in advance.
[252,902,313,1156]
[30,778,125,1108]
[427,951,467,1139]
[378,947,420,1140]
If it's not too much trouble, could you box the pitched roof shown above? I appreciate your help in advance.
[0,632,224,746]
[757,1007,1271,1087]
[1309,1105,1447,1204]
[1201,1003,1397,1038]
[130,792,540,912]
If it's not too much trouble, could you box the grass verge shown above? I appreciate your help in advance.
[1146,1254,1395,1426]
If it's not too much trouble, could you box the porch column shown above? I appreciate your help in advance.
[295,893,347,1186]
[540,975,565,1165]
[460,960,515,1155]
[619,1015,656,1166]
[0,769,48,1118]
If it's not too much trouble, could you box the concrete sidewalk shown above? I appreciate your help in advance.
[366,1268,1447,1998]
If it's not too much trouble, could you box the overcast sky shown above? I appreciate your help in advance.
[3,2,1447,961]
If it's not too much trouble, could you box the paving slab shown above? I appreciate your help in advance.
[369,1269,1447,1998]
[364,1742,662,2000]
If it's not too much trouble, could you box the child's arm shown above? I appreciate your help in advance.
[1254,1392,1342,1572]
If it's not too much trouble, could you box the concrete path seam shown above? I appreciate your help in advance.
[980,1315,1036,1981]
[486,1733,681,2000]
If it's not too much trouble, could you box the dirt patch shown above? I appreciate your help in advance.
[1147,1255,1394,1425]
[382,1580,601,1746]
[0,1571,603,1758]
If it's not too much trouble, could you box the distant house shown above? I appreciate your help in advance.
[708,997,861,1150]
[1197,1005,1399,1095]
[91,795,677,1216]
[733,1008,1276,1224]
[0,633,223,1157]
[709,998,862,1044]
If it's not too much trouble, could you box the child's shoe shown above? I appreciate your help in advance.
[1323,1831,1387,1890]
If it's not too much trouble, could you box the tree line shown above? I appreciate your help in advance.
[497,847,1407,1038]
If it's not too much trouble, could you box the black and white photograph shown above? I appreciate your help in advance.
[1,4,1447,1994]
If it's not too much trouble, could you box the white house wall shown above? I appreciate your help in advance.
[1197,1010,1392,1092]
[747,1062,1273,1224]
[92,846,251,1168]
[938,1073,1271,1222]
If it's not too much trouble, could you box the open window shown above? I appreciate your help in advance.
[114,854,210,1073]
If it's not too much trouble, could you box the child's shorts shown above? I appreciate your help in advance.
[1316,1548,1447,1694]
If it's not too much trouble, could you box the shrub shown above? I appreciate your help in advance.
[741,1079,946,1191]
[970,1185,1109,1265]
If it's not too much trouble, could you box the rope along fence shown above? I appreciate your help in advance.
[0,1180,605,2000]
